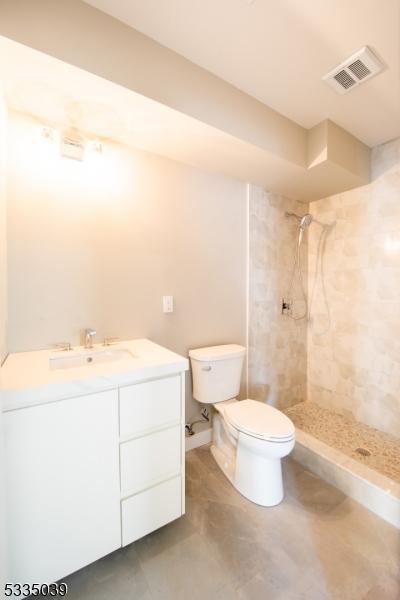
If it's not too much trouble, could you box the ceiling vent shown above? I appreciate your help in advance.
[322,46,384,94]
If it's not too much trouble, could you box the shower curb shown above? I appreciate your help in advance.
[292,428,400,529]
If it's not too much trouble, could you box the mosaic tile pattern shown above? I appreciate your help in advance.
[285,401,400,483]
[308,137,400,437]
[248,185,308,409]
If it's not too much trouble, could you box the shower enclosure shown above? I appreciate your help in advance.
[248,135,400,527]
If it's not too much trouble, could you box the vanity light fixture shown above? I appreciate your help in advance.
[40,125,103,161]
[60,127,85,161]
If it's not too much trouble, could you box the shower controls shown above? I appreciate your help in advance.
[282,298,292,315]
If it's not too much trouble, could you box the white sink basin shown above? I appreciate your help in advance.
[49,348,135,370]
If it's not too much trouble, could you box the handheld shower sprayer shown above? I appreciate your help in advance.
[299,214,313,229]
[284,211,314,319]
[285,211,313,229]
[298,214,313,245]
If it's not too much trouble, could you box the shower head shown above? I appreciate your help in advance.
[299,214,313,229]
[285,211,313,229]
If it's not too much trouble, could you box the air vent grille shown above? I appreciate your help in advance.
[347,59,371,80]
[322,46,384,94]
[334,70,356,90]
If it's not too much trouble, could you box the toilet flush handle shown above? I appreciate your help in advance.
[202,365,212,371]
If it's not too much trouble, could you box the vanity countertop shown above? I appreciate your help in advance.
[1,339,189,412]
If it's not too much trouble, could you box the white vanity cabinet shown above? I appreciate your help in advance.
[3,364,186,587]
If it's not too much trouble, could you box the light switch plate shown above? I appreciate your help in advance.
[163,296,174,313]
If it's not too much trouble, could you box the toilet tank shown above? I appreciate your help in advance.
[189,344,246,404]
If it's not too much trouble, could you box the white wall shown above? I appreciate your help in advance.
[0,83,7,600]
[0,87,7,363]
[6,111,247,420]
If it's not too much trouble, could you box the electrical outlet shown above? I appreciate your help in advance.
[163,295,174,313]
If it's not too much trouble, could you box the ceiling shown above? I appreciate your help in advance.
[0,36,368,202]
[84,0,400,148]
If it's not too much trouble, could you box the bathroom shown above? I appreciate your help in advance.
[0,1,399,599]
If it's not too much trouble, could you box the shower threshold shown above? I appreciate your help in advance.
[284,402,400,529]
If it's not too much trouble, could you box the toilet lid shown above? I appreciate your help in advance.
[224,399,295,441]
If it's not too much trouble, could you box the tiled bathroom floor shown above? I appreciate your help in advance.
[61,445,400,600]
[285,402,400,483]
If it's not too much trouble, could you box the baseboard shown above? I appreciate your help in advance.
[185,428,212,452]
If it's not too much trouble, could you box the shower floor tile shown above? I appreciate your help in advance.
[285,402,400,484]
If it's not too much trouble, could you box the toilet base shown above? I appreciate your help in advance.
[235,432,284,506]
[211,414,288,507]
[210,444,235,484]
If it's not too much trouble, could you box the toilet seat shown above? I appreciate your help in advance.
[223,399,295,442]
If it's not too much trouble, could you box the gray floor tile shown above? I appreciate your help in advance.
[59,446,400,600]
[136,531,230,600]
[62,546,151,600]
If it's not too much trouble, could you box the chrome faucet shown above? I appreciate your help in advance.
[84,328,97,349]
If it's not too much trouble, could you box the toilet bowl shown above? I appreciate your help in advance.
[189,344,295,506]
[213,399,295,505]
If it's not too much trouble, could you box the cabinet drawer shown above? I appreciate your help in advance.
[120,425,181,494]
[122,476,182,546]
[120,376,181,439]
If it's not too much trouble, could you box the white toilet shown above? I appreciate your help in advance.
[189,344,295,506]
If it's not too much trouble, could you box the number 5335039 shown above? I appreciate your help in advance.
[4,582,68,596]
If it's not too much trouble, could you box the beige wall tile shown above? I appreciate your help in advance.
[308,137,400,437]
[248,185,308,409]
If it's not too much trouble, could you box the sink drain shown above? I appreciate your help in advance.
[355,447,371,457]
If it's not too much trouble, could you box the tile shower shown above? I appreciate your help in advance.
[248,137,400,526]
[248,185,308,410]
[307,136,400,438]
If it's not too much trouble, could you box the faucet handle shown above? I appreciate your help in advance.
[54,342,72,352]
[103,337,119,346]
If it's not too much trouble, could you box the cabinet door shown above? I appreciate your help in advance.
[4,390,121,584]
